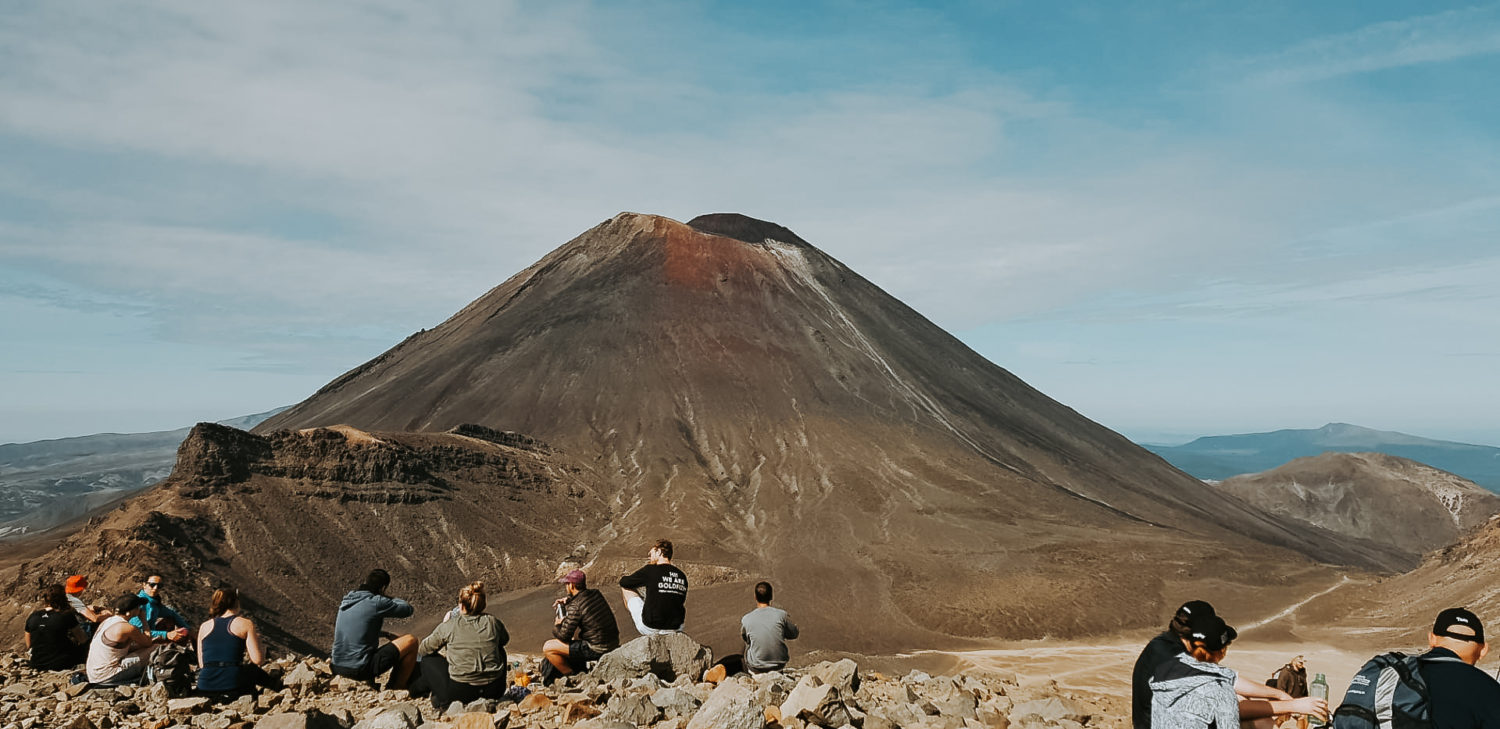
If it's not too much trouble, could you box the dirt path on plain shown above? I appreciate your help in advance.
[889,573,1494,703]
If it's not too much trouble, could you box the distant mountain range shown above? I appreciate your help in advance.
[1145,423,1500,492]
[0,408,287,538]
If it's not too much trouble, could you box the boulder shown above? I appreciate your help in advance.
[592,633,713,684]
[807,659,861,695]
[451,713,496,729]
[283,664,320,688]
[354,703,422,729]
[685,681,761,729]
[1009,697,1087,724]
[651,686,703,718]
[167,697,211,714]
[780,676,852,728]
[606,693,661,726]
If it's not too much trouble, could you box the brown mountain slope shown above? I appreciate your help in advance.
[1,423,609,654]
[1218,452,1500,560]
[1303,514,1500,646]
[236,212,1401,637]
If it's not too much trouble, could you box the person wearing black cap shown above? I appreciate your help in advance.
[1149,611,1241,729]
[1420,607,1500,728]
[1133,600,1329,729]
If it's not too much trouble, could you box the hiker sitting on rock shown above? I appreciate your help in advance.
[1149,611,1241,729]
[542,569,619,685]
[196,584,281,696]
[1335,607,1500,728]
[619,538,688,636]
[411,581,509,710]
[131,574,190,643]
[331,568,418,690]
[1132,600,1327,729]
[87,594,158,685]
[25,584,88,671]
[65,575,105,634]
[742,580,799,674]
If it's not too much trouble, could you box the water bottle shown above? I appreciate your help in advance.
[1308,673,1328,727]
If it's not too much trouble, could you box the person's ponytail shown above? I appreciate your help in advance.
[459,581,486,615]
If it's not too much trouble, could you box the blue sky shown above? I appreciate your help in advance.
[2,1,1498,446]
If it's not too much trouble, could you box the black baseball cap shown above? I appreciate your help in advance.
[1170,600,1217,636]
[1187,612,1237,652]
[1433,607,1485,644]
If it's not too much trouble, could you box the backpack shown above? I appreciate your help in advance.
[147,643,196,698]
[1266,667,1281,687]
[1331,651,1465,729]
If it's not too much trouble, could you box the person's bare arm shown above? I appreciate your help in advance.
[1240,697,1328,721]
[1235,675,1292,701]
[243,618,265,665]
[197,621,210,668]
[23,632,31,650]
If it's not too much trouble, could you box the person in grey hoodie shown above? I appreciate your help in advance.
[1149,612,1240,729]
[331,568,417,690]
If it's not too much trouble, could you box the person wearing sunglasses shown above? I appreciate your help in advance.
[130,575,190,643]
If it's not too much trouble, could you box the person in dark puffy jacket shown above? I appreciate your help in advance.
[1273,655,1308,698]
[542,569,619,684]
[330,568,417,690]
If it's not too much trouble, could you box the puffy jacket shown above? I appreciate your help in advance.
[331,589,413,669]
[1149,653,1239,729]
[553,588,619,652]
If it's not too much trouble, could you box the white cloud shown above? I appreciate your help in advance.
[1236,5,1500,85]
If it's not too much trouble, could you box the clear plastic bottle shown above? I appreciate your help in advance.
[1308,673,1329,727]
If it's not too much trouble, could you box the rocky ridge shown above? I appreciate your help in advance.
[0,634,1123,729]
[1217,452,1500,562]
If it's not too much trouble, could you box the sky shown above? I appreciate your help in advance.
[2,1,1498,447]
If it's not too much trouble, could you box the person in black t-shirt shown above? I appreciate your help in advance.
[619,539,688,636]
[1416,607,1500,729]
[25,584,88,670]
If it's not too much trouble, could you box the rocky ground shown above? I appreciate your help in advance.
[0,634,1125,729]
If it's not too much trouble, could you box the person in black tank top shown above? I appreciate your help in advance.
[196,586,280,696]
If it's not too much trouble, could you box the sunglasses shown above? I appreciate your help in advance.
[146,582,163,588]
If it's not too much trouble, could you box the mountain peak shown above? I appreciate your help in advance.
[686,212,810,247]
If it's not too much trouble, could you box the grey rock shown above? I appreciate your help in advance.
[807,659,861,695]
[355,703,422,729]
[167,697,211,714]
[605,693,660,726]
[592,633,713,684]
[685,681,761,729]
[283,664,320,688]
[1010,697,1087,724]
[650,686,703,718]
[781,676,852,728]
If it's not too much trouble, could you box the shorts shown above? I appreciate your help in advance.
[332,642,400,682]
[566,641,607,673]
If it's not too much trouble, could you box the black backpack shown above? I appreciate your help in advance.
[1266,667,1281,687]
[148,643,196,698]
[1331,651,1465,729]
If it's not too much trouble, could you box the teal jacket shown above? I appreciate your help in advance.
[130,589,189,640]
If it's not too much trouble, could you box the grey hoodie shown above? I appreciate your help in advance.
[1148,653,1239,729]
[331,589,414,670]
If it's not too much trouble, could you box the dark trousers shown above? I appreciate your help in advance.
[198,663,281,697]
[413,654,506,710]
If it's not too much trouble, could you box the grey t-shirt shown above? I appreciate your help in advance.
[741,606,799,672]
